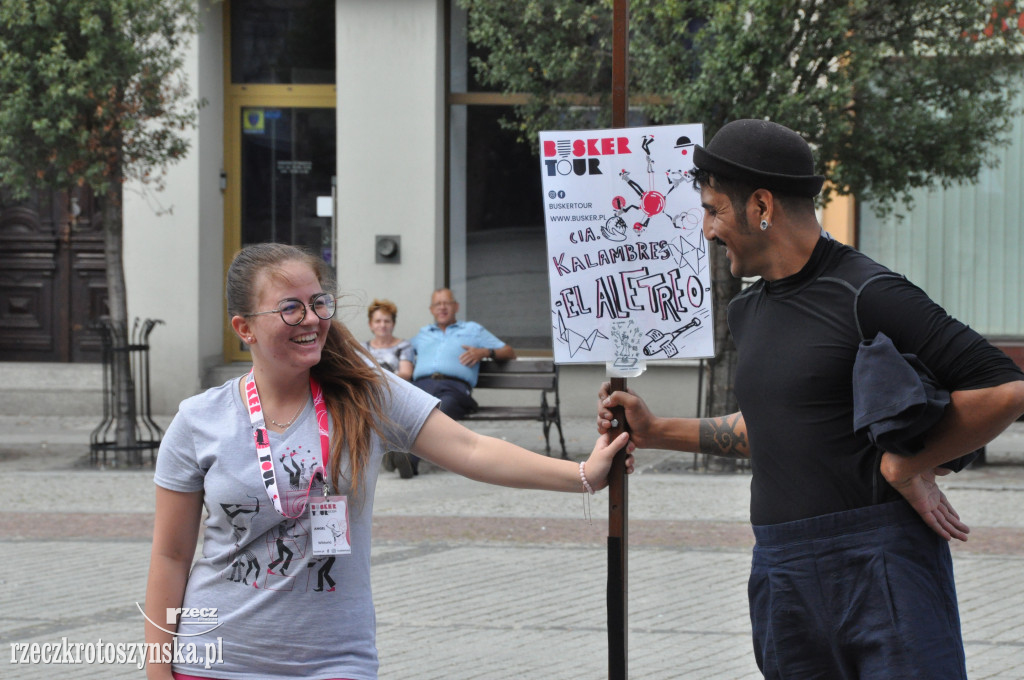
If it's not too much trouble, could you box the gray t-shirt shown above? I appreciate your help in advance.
[154,371,438,680]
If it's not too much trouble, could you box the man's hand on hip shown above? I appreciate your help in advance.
[881,451,970,542]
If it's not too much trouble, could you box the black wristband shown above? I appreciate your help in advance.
[489,348,496,360]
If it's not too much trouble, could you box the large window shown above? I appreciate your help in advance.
[449,6,550,350]
[230,0,335,84]
[453,105,549,349]
[448,4,653,351]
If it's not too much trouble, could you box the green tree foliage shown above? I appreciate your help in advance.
[459,0,1023,420]
[0,0,201,461]
[460,0,1024,208]
[0,0,199,196]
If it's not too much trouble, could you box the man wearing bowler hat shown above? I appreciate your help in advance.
[597,119,1024,678]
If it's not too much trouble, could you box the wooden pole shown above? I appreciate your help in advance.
[612,0,629,130]
[608,2,629,679]
[607,376,629,680]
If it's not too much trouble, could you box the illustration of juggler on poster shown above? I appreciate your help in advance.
[540,124,713,368]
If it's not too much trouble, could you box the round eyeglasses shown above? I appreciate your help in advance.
[244,293,337,326]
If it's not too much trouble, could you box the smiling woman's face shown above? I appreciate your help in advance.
[369,309,396,339]
[247,259,331,376]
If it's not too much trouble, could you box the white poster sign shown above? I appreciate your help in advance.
[540,124,713,367]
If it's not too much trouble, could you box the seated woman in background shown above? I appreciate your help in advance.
[365,298,417,477]
[364,298,414,380]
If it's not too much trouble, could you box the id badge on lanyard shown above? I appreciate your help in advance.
[245,370,351,555]
[309,494,352,555]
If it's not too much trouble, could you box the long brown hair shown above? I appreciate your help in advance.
[227,243,389,495]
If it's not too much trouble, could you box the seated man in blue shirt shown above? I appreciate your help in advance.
[411,288,516,422]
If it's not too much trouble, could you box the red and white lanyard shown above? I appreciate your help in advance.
[244,369,332,516]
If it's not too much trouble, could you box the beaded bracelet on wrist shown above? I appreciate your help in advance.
[579,460,595,495]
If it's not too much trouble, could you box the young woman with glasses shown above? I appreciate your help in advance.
[144,242,631,680]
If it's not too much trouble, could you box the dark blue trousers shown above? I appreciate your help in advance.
[409,378,478,472]
[412,378,478,420]
[749,501,966,680]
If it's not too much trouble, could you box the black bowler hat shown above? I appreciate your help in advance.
[693,119,824,197]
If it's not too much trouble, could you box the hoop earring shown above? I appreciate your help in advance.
[759,219,770,231]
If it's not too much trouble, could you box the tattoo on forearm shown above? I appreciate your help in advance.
[698,415,749,458]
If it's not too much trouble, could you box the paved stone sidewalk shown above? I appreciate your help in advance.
[3,531,1022,678]
[1,415,1023,678]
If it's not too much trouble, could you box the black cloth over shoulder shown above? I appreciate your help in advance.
[852,331,950,456]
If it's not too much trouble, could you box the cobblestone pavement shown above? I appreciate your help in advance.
[1,415,1022,678]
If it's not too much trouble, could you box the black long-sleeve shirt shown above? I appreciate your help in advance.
[729,237,1023,526]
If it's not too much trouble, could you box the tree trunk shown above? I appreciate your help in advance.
[102,173,138,465]
[703,245,743,468]
[704,245,742,414]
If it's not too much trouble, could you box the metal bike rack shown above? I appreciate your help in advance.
[89,318,164,466]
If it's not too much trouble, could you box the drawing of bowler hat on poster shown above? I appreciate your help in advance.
[674,136,695,156]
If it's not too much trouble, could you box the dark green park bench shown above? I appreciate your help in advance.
[463,359,568,459]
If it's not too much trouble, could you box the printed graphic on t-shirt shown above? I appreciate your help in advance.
[220,444,338,593]
[265,519,307,590]
[278,444,318,516]
[222,496,261,587]
[309,556,337,592]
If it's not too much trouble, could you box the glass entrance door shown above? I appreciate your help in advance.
[222,0,337,362]
[240,106,336,264]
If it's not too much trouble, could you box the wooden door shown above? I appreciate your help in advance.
[0,187,107,362]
